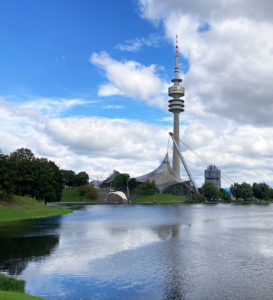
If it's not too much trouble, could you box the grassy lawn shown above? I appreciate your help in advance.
[134,193,188,204]
[60,187,86,202]
[61,187,99,203]
[0,273,44,299]
[0,195,71,223]
[0,290,44,300]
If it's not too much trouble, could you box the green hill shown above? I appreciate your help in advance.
[0,195,71,223]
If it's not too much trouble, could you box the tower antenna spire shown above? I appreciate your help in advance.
[175,35,179,80]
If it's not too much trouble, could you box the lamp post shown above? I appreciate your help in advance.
[126,178,130,204]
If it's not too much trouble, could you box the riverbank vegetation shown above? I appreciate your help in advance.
[200,181,273,203]
[0,273,43,299]
[0,148,63,204]
[61,186,98,203]
[0,148,90,204]
[134,193,187,204]
[61,170,89,187]
[132,180,273,204]
[0,195,71,223]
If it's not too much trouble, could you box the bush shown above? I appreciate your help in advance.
[0,188,7,201]
[201,181,219,200]
[0,273,25,292]
[77,185,97,200]
[219,188,231,202]
[138,180,156,195]
[190,193,206,203]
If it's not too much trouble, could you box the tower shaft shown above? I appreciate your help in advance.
[173,112,180,177]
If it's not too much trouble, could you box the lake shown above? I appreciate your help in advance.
[1,204,273,299]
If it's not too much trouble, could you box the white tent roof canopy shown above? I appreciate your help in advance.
[108,191,127,201]
[135,153,183,193]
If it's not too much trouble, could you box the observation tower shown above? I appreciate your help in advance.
[168,35,185,178]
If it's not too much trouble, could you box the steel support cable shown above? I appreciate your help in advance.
[180,140,211,166]
[169,133,200,193]
[179,139,235,186]
[181,141,234,184]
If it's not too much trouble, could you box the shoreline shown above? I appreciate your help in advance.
[53,200,273,205]
[0,195,71,224]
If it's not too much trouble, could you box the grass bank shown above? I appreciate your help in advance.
[0,273,43,299]
[61,187,99,203]
[133,193,189,204]
[0,195,71,223]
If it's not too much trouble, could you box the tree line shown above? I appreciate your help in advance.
[100,173,157,195]
[102,172,273,201]
[0,148,89,203]
[200,181,273,201]
[61,170,89,187]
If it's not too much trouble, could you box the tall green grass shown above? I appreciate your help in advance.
[0,273,24,292]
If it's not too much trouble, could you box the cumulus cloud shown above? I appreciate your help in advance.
[115,34,162,52]
[90,51,168,109]
[139,0,273,24]
[139,0,273,126]
[2,95,273,186]
[0,97,170,179]
[21,98,89,117]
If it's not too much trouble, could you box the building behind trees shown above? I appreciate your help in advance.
[205,165,221,189]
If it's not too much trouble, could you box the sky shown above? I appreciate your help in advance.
[1,0,273,187]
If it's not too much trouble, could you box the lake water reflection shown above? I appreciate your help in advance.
[1,204,273,299]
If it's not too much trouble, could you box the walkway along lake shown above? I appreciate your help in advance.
[1,204,273,299]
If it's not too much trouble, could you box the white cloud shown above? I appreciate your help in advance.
[115,34,162,52]
[139,0,273,126]
[2,96,273,187]
[98,84,124,97]
[21,97,89,117]
[90,51,167,109]
[103,105,124,109]
[139,0,273,23]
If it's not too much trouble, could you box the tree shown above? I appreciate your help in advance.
[201,181,219,200]
[0,147,63,203]
[0,151,15,199]
[75,172,89,186]
[9,148,35,161]
[230,182,253,201]
[61,170,76,187]
[270,188,273,200]
[128,178,138,191]
[32,158,63,203]
[252,182,270,200]
[9,148,36,196]
[219,188,231,202]
[138,180,156,195]
[113,173,130,190]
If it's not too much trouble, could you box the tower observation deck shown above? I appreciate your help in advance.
[168,35,185,178]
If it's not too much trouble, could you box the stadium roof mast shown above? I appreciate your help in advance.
[169,132,200,194]
[168,35,185,179]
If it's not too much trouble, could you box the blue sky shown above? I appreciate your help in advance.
[1,0,273,187]
[0,0,178,123]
